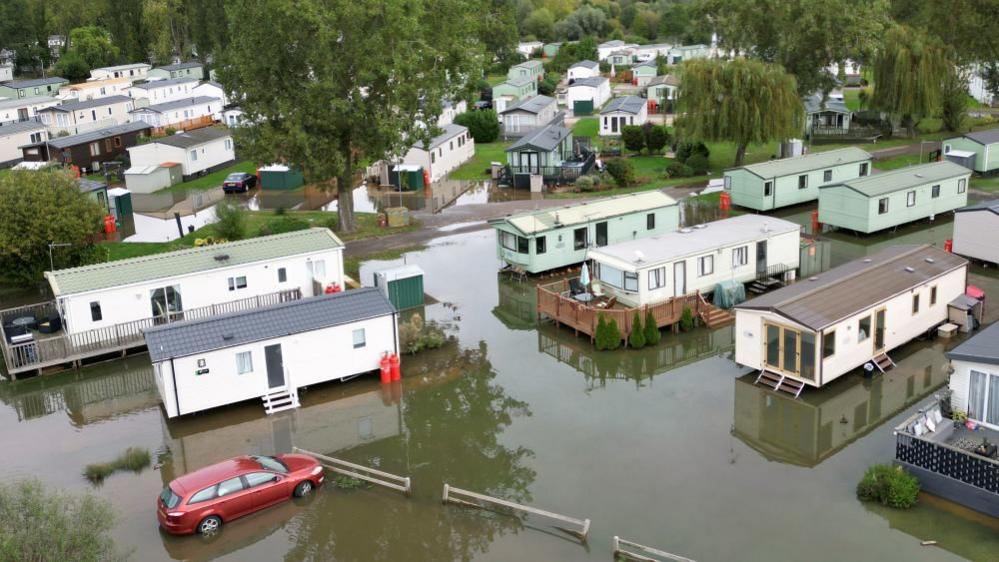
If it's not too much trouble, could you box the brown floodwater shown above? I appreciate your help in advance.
[1,212,998,561]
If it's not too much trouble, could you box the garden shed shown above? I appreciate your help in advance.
[952,199,999,264]
[260,164,304,190]
[943,128,999,173]
[818,161,970,234]
[373,264,425,311]
[388,164,425,191]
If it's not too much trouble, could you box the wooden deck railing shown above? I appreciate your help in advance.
[536,279,722,342]
[1,288,301,375]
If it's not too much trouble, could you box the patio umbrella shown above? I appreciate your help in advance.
[580,262,590,287]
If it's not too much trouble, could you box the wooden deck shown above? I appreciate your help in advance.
[1,289,301,378]
[536,279,734,344]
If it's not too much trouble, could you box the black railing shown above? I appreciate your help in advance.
[507,151,595,185]
[895,432,999,494]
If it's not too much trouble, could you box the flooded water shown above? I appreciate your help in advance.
[2,220,999,561]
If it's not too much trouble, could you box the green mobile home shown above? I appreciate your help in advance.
[542,43,561,58]
[631,61,658,87]
[488,191,680,274]
[723,147,873,211]
[818,161,971,234]
[607,50,633,67]
[505,121,574,173]
[507,60,544,83]
[943,128,999,174]
[492,77,538,114]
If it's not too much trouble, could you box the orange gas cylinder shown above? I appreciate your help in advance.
[811,209,820,233]
[719,192,731,210]
[944,239,953,253]
[423,169,431,187]
[324,284,335,294]
[389,353,401,381]
[379,353,391,384]
[103,215,116,234]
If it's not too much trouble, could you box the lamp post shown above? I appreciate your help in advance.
[48,242,71,271]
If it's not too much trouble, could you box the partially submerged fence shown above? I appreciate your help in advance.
[442,484,590,542]
[612,536,695,562]
[293,447,412,496]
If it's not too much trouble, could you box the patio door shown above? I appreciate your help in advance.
[150,285,183,323]
[523,151,539,173]
[264,344,285,389]
[764,322,804,377]
[873,307,886,353]
[673,261,686,297]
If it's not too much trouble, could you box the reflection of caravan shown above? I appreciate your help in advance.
[733,344,950,467]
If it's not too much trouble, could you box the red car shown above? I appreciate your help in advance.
[157,454,324,535]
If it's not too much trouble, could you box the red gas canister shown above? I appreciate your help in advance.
[389,353,401,381]
[103,215,116,234]
[423,169,431,188]
[379,353,391,384]
[811,209,820,233]
[719,192,731,210]
[944,239,953,253]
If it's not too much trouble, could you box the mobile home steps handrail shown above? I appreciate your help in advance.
[293,447,412,496]
[442,483,591,542]
[612,536,696,562]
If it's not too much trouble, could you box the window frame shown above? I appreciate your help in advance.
[877,197,889,215]
[646,213,655,230]
[764,181,773,197]
[228,276,248,291]
[931,184,940,198]
[906,190,916,207]
[352,328,366,349]
[236,351,253,374]
[930,285,937,306]
[797,175,808,190]
[822,330,836,359]
[732,245,748,267]
[277,267,287,283]
[535,235,546,255]
[90,301,103,322]
[958,178,966,194]
[860,162,869,176]
[858,316,871,342]
[823,169,832,182]
[573,227,587,251]
[697,255,714,277]
[912,293,920,315]
[623,271,639,291]
[648,267,666,290]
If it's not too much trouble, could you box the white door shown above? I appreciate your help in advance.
[673,261,686,297]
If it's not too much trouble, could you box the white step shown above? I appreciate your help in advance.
[262,386,300,415]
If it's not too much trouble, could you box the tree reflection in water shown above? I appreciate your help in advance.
[284,341,536,562]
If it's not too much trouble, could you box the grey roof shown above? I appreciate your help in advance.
[821,161,971,197]
[735,245,968,331]
[495,76,534,88]
[804,92,849,115]
[94,63,149,72]
[44,121,151,149]
[131,96,219,114]
[46,228,344,296]
[955,198,999,215]
[947,320,999,366]
[2,77,66,89]
[570,77,607,88]
[647,75,680,88]
[601,96,645,115]
[130,77,199,90]
[40,95,132,113]
[507,121,570,152]
[156,62,202,71]
[151,127,231,148]
[599,40,625,48]
[0,120,46,135]
[962,128,999,146]
[570,60,599,70]
[737,147,872,179]
[419,124,468,151]
[501,95,555,115]
[0,96,59,110]
[76,178,107,194]
[143,288,395,362]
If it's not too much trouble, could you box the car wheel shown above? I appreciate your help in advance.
[293,481,313,498]
[198,515,222,536]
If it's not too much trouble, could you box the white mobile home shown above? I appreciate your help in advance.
[126,127,234,180]
[44,228,345,337]
[566,77,611,115]
[129,96,220,130]
[0,121,46,167]
[588,214,801,307]
[144,288,399,418]
[734,245,968,393]
[90,63,150,81]
[567,61,600,82]
[127,77,198,105]
[397,124,474,183]
[500,95,558,138]
[0,96,61,125]
[952,199,999,264]
[58,77,132,101]
[599,96,648,136]
[947,321,999,431]
[37,95,134,136]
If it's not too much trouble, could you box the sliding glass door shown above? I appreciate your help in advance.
[763,322,816,381]
[969,370,999,426]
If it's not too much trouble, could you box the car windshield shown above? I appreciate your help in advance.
[160,486,181,509]
[224,173,244,181]
[252,455,289,474]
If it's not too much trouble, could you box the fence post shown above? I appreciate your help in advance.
[442,483,450,504]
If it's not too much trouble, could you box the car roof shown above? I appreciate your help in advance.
[171,455,262,494]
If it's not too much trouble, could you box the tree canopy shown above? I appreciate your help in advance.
[66,26,119,69]
[677,58,803,166]
[871,25,949,135]
[220,0,484,232]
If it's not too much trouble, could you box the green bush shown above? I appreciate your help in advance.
[575,176,596,191]
[259,216,310,236]
[675,141,710,163]
[856,464,920,509]
[398,314,447,355]
[620,125,646,153]
[628,311,646,348]
[686,153,709,175]
[644,310,660,345]
[214,201,247,240]
[454,109,500,143]
[644,124,670,153]
[604,317,622,350]
[605,158,636,187]
[595,315,609,350]
[665,161,693,178]
[679,307,695,332]
[83,447,152,484]
[595,314,622,351]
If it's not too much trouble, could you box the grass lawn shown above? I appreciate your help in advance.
[101,210,420,262]
[843,89,862,112]
[572,117,599,138]
[971,175,999,193]
[163,161,257,193]
[486,74,507,86]
[450,141,510,180]
[873,153,923,171]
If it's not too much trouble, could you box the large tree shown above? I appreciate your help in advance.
[701,0,889,96]
[871,25,949,137]
[0,170,104,285]
[67,25,120,69]
[220,0,483,233]
[677,58,803,166]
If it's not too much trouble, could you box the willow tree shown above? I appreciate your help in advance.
[871,25,949,137]
[219,0,483,232]
[677,58,803,167]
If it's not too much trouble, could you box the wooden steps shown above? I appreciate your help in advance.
[754,370,806,398]
[872,352,895,373]
[701,307,735,328]
[262,386,300,415]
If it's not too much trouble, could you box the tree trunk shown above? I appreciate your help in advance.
[734,142,748,167]
[336,145,356,233]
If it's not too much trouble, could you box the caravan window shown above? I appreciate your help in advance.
[906,191,915,207]
[878,198,889,214]
[797,175,808,189]
[277,267,287,282]
[958,179,966,193]
[823,169,832,182]
[535,236,546,254]
[236,351,253,374]
[646,213,655,230]
[932,184,940,198]
[227,276,247,291]
[764,181,773,196]
[822,331,836,358]
[732,246,748,267]
[860,162,869,176]
[352,329,366,349]
[598,264,624,288]
[648,267,666,289]
[90,302,102,322]
[624,272,638,291]
[912,294,920,314]
[930,286,937,306]
[573,227,587,250]
[697,255,714,277]
[858,316,871,342]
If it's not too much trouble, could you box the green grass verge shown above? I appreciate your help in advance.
[344,246,425,280]
[83,447,151,484]
[571,117,599,138]
[843,89,862,112]
[486,74,507,86]
[971,175,999,193]
[873,154,923,171]
[449,141,510,180]
[162,161,258,193]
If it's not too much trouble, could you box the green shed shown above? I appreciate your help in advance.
[373,264,425,310]
[818,161,971,234]
[388,164,425,191]
[572,99,594,116]
[259,164,305,190]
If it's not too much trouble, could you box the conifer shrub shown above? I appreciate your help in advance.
[679,307,695,332]
[628,311,646,348]
[644,310,660,345]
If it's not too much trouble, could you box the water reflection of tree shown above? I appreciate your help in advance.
[284,341,535,562]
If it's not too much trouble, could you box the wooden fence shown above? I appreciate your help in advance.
[293,447,412,495]
[151,115,215,135]
[613,536,696,562]
[443,484,590,542]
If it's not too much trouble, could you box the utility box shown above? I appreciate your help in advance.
[373,265,425,310]
[259,164,305,190]
[385,206,411,227]
[389,164,425,191]
[107,187,135,238]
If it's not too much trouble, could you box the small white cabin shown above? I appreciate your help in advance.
[567,61,600,82]
[44,228,345,337]
[947,321,999,431]
[90,63,150,82]
[127,77,198,105]
[128,96,220,130]
[0,121,46,167]
[734,245,968,390]
[587,214,801,307]
[952,199,999,265]
[144,288,398,418]
[398,124,474,183]
[126,127,234,180]
[599,96,648,136]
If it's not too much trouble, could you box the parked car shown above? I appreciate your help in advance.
[222,172,257,193]
[473,100,492,110]
[157,454,324,535]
